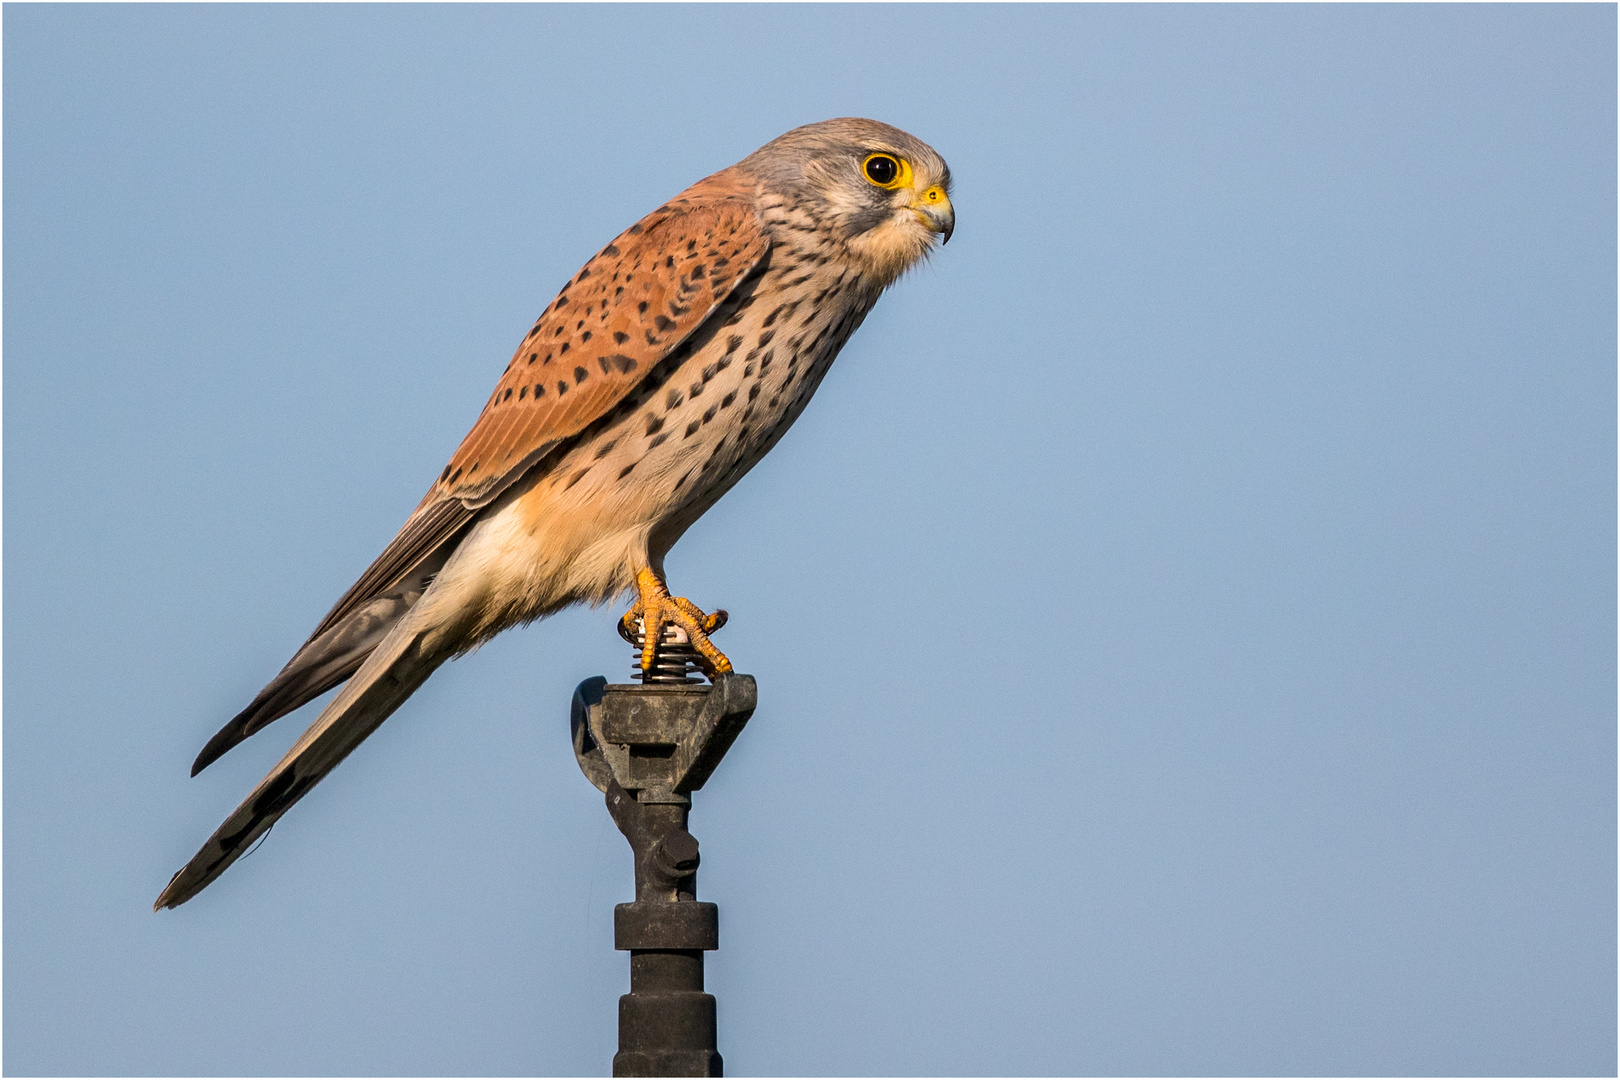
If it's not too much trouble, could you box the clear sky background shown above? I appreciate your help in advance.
[5,4,1614,1076]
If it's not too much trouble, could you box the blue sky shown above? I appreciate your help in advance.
[5,4,1614,1075]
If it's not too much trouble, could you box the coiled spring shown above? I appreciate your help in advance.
[617,618,704,684]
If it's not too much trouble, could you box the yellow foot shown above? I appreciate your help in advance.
[619,567,733,679]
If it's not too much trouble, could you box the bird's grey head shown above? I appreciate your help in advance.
[737,117,954,285]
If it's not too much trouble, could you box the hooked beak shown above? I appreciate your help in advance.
[911,187,955,245]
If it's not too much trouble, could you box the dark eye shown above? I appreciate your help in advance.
[863,154,899,186]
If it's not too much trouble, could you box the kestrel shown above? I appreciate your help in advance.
[155,118,954,910]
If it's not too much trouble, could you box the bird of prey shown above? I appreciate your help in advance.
[155,117,954,910]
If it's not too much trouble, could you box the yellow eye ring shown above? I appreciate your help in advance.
[862,153,912,190]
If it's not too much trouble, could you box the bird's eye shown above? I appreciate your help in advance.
[863,154,902,187]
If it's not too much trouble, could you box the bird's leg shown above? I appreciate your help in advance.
[619,567,732,678]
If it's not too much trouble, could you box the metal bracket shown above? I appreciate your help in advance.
[571,674,757,802]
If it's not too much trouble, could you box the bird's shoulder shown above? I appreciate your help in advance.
[422,176,772,513]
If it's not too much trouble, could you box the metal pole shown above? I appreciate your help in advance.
[571,669,756,1077]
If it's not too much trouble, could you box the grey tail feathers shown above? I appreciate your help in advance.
[155,617,447,910]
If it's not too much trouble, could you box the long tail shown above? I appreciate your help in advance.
[154,616,447,910]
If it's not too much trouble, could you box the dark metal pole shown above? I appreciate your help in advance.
[571,664,755,1078]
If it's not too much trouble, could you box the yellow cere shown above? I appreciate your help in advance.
[862,153,913,190]
[919,185,947,205]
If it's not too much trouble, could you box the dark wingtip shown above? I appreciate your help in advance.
[192,700,266,776]
[190,731,235,777]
